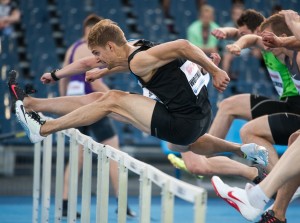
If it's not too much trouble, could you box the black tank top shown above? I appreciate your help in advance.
[285,50,300,81]
[128,39,211,119]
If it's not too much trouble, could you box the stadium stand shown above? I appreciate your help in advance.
[2,0,299,156]
[3,0,300,202]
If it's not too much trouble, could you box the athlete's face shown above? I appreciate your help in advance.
[238,25,253,36]
[91,44,114,69]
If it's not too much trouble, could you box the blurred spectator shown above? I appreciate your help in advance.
[271,4,283,15]
[232,0,244,5]
[0,0,20,37]
[160,0,172,19]
[220,3,245,94]
[187,4,219,54]
[195,0,207,10]
[159,0,178,35]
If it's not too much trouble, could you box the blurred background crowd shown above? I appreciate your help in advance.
[0,0,299,195]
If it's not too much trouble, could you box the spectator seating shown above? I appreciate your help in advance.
[1,0,293,148]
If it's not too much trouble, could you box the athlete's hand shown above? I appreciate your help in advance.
[279,10,300,31]
[212,69,230,93]
[211,28,227,39]
[85,68,105,82]
[226,44,241,56]
[261,31,283,48]
[210,53,221,66]
[41,72,56,84]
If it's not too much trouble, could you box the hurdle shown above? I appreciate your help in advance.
[32,128,207,223]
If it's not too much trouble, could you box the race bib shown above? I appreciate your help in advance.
[180,61,208,95]
[267,68,284,97]
[67,81,85,96]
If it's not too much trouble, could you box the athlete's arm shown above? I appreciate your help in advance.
[131,39,230,92]
[41,56,103,84]
[226,34,264,56]
[200,53,221,74]
[211,27,240,40]
[90,79,110,92]
[262,32,300,50]
[280,10,300,41]
[131,39,219,74]
[280,37,300,50]
[85,66,129,82]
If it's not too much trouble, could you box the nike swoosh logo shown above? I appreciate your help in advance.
[20,105,27,123]
[228,191,245,204]
[11,84,18,98]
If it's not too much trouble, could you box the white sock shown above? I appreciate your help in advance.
[247,185,270,210]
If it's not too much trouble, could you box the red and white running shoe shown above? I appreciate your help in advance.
[211,176,262,221]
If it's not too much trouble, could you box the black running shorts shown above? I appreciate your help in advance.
[150,102,212,145]
[268,113,300,145]
[250,94,300,145]
[250,94,300,119]
[78,117,116,142]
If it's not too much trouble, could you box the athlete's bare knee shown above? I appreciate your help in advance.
[218,97,238,116]
[288,131,300,145]
[240,122,255,141]
[94,90,120,109]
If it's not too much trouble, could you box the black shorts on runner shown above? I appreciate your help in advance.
[78,117,116,142]
[250,94,300,145]
[150,101,212,146]
[250,94,300,118]
[268,113,300,145]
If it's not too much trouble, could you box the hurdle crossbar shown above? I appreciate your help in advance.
[32,128,207,223]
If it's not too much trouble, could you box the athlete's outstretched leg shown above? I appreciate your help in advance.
[169,134,268,166]
[23,93,103,116]
[16,90,156,143]
[181,152,260,181]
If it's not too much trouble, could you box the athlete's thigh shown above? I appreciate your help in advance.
[108,91,156,134]
[243,115,274,143]
[220,93,252,119]
[66,92,105,105]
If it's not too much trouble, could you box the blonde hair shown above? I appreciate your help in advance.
[260,14,293,36]
[87,19,127,48]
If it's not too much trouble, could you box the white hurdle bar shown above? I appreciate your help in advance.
[32,128,207,223]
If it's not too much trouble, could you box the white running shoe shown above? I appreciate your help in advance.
[241,143,269,166]
[211,176,262,221]
[15,100,46,143]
